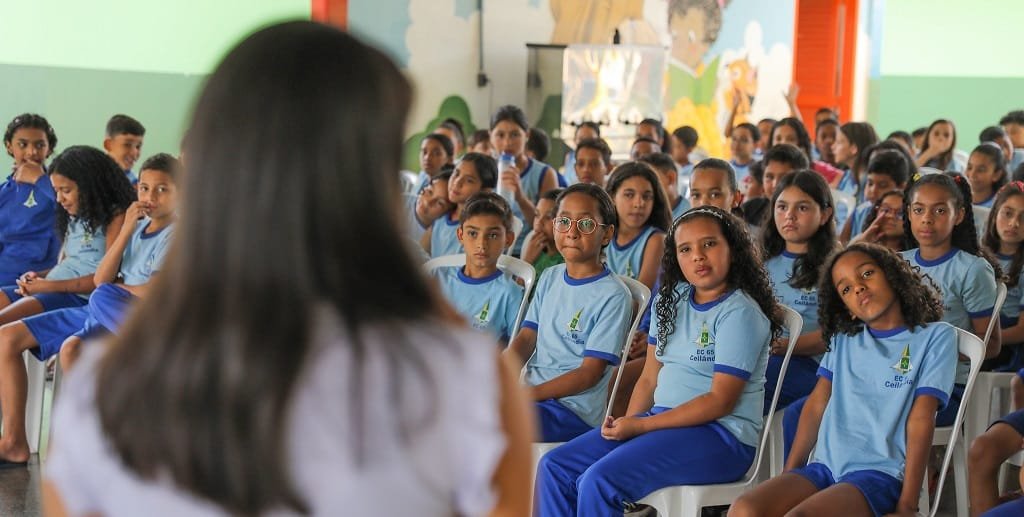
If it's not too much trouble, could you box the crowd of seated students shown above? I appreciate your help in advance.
[10,20,1024,517]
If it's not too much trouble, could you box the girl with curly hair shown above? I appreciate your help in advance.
[732,243,956,517]
[903,172,1001,425]
[536,206,782,515]
[0,146,135,325]
[762,171,837,416]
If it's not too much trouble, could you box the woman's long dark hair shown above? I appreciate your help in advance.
[655,206,783,346]
[983,181,1024,287]
[605,161,672,233]
[48,146,135,237]
[904,172,1002,275]
[96,22,443,515]
[761,170,838,290]
[817,243,944,346]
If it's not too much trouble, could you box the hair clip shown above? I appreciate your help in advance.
[953,174,962,184]
[912,173,922,182]
[681,207,724,220]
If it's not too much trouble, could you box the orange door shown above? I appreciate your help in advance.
[792,0,858,133]
[312,0,347,27]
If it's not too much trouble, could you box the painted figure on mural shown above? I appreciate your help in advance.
[549,0,660,45]
[666,0,730,159]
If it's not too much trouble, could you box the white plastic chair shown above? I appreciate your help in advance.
[919,328,987,517]
[507,218,524,255]
[636,305,803,517]
[830,188,856,230]
[965,283,1010,445]
[423,254,536,340]
[973,205,992,239]
[520,230,536,260]
[24,352,46,454]
[400,170,419,194]
[530,276,651,482]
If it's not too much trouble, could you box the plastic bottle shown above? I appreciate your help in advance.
[497,152,516,205]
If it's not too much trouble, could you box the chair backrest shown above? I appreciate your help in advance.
[401,170,419,194]
[520,230,536,259]
[602,276,652,422]
[505,218,524,255]
[930,328,986,517]
[984,282,1008,346]
[830,188,855,219]
[422,254,537,340]
[746,305,803,484]
[973,205,992,235]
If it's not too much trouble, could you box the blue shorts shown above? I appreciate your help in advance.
[935,383,965,427]
[23,307,89,360]
[73,283,135,339]
[535,399,593,442]
[982,497,1024,516]
[791,463,902,517]
[991,408,1024,436]
[0,285,87,312]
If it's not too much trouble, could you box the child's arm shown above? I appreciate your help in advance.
[838,212,854,244]
[520,233,546,265]
[488,352,534,517]
[1002,313,1024,345]
[529,357,607,401]
[972,315,1001,358]
[419,226,433,255]
[723,90,740,139]
[785,83,803,122]
[18,213,128,296]
[637,233,665,291]
[785,377,832,470]
[622,345,662,416]
[94,203,144,285]
[505,327,537,367]
[894,395,940,516]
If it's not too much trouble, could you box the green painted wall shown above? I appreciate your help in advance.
[869,0,1021,144]
[0,0,310,159]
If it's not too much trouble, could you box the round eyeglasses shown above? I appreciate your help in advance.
[553,216,606,235]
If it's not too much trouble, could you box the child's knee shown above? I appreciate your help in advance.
[727,494,758,517]
[969,431,1009,468]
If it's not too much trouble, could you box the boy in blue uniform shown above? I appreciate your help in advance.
[0,153,178,466]
[507,183,632,442]
[641,152,690,220]
[433,193,524,345]
[421,153,497,258]
[60,153,180,370]
[102,114,145,186]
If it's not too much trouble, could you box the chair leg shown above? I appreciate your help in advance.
[953,435,970,517]
[769,416,784,478]
[23,353,45,454]
[918,480,930,517]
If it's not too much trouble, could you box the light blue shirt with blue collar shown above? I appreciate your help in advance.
[605,225,662,281]
[647,284,771,447]
[511,158,557,255]
[47,218,109,299]
[670,195,690,221]
[119,218,174,286]
[731,160,752,186]
[812,322,957,480]
[975,192,997,209]
[433,266,524,342]
[1011,149,1024,171]
[522,264,632,427]
[429,212,462,258]
[901,248,997,382]
[765,252,822,357]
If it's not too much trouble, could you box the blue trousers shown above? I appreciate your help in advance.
[763,355,819,415]
[982,498,1024,516]
[74,283,135,339]
[535,408,754,516]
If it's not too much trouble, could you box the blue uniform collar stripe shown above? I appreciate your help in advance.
[688,288,736,311]
[562,266,611,286]
[781,250,804,259]
[139,221,171,240]
[456,267,503,285]
[612,226,651,251]
[914,247,958,267]
[867,325,907,338]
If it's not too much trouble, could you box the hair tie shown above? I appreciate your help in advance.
[912,173,922,182]
[682,207,724,220]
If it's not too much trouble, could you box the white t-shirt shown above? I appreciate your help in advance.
[46,317,506,516]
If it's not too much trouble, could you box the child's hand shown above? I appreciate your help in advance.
[629,331,648,359]
[601,415,644,441]
[18,271,39,284]
[853,212,890,245]
[499,167,522,197]
[16,277,49,296]
[784,83,800,105]
[123,201,148,227]
[731,87,742,110]
[770,337,789,356]
[13,161,44,184]
[525,232,547,256]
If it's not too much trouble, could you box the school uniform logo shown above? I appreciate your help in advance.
[885,344,914,389]
[690,321,715,362]
[22,191,37,208]
[625,263,635,278]
[892,344,914,375]
[563,309,589,346]
[473,300,491,329]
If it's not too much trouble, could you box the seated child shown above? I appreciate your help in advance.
[421,153,497,258]
[414,133,454,194]
[404,169,453,242]
[0,114,61,285]
[102,114,145,185]
[433,192,524,345]
[968,371,1024,516]
[535,206,780,515]
[671,125,698,180]
[572,138,611,187]
[732,243,957,517]
[507,183,632,442]
[59,153,180,370]
[0,153,178,465]
[0,146,135,325]
[520,188,564,277]
[604,162,670,289]
[629,137,660,161]
[468,129,493,155]
[562,122,600,185]
[640,152,690,220]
